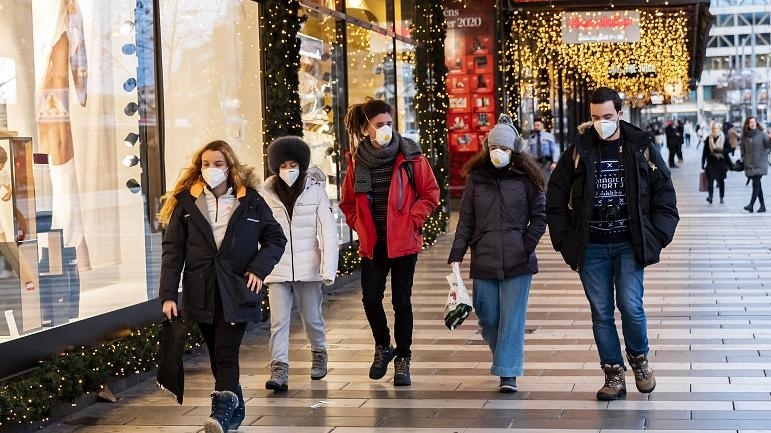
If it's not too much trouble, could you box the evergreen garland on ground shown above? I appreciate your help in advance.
[0,325,202,428]
[413,0,450,246]
[260,0,306,143]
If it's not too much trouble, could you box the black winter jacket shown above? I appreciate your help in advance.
[159,183,287,323]
[546,120,679,271]
[448,161,547,280]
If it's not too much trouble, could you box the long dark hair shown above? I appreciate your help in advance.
[743,116,757,136]
[462,146,545,193]
[343,98,393,144]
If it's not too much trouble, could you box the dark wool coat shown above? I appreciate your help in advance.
[159,183,287,323]
[448,161,547,280]
[546,120,679,271]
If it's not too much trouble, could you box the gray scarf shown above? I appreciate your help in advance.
[354,132,421,193]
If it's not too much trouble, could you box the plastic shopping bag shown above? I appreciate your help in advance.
[444,262,473,330]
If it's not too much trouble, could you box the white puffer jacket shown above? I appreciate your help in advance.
[259,171,339,284]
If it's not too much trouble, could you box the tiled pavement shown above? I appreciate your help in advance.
[40,144,771,432]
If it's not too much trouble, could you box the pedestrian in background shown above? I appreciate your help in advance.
[546,87,679,401]
[259,137,339,392]
[702,122,728,204]
[159,140,287,433]
[741,116,771,213]
[341,99,440,386]
[527,117,560,182]
[449,114,546,393]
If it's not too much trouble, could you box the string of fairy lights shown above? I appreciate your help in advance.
[503,8,692,110]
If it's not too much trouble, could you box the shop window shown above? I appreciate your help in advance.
[395,0,414,38]
[159,0,263,181]
[0,0,159,341]
[347,24,395,109]
[298,7,350,244]
[346,0,391,32]
[396,41,418,141]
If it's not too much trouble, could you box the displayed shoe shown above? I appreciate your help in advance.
[706,196,712,204]
[499,377,517,393]
[758,206,767,213]
[265,361,289,392]
[204,390,239,433]
[596,364,626,401]
[393,356,411,386]
[626,353,656,393]
[744,205,754,213]
[310,349,328,380]
[228,385,245,432]
[369,345,395,380]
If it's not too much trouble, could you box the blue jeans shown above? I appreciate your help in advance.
[473,275,532,377]
[580,242,648,367]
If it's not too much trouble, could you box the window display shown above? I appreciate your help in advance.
[0,0,157,342]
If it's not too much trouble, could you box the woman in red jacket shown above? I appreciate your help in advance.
[341,99,439,386]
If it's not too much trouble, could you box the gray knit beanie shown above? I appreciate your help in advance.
[486,114,525,153]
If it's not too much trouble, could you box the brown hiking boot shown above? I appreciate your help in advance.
[627,352,656,393]
[597,364,626,401]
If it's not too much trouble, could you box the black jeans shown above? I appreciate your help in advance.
[198,289,247,393]
[708,175,725,200]
[361,242,417,358]
[748,175,766,208]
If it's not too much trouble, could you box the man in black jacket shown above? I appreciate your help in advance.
[546,87,679,401]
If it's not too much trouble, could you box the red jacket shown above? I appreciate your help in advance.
[340,149,440,259]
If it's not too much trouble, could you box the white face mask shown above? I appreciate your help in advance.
[279,168,300,187]
[201,167,228,188]
[374,125,392,145]
[594,118,619,140]
[489,148,511,168]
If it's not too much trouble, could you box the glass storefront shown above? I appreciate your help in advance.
[0,0,158,343]
[0,0,419,352]
[298,0,418,246]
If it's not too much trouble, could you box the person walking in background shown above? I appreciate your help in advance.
[665,120,683,168]
[702,122,728,204]
[741,116,771,213]
[259,137,339,392]
[340,99,440,386]
[725,120,741,153]
[448,114,547,393]
[159,141,287,433]
[684,120,694,147]
[527,117,560,182]
[546,87,679,401]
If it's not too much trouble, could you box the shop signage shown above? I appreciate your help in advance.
[608,62,656,78]
[562,11,640,44]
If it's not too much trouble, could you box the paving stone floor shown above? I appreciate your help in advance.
[39,144,771,432]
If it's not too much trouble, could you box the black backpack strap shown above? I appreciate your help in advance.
[403,161,417,199]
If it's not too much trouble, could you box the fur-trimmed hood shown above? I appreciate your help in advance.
[578,121,595,135]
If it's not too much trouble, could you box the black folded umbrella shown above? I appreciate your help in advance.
[156,318,187,404]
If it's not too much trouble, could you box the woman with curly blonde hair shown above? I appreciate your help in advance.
[158,140,286,433]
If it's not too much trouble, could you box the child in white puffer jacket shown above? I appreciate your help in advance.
[259,136,339,392]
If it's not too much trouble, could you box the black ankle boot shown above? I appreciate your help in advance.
[205,391,238,433]
[228,385,245,431]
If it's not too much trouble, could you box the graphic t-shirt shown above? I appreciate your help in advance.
[588,138,631,244]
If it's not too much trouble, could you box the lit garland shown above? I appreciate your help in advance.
[260,0,306,143]
[0,325,203,427]
[413,0,450,243]
[504,9,691,109]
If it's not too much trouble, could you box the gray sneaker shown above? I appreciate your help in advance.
[265,360,288,392]
[310,350,328,380]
